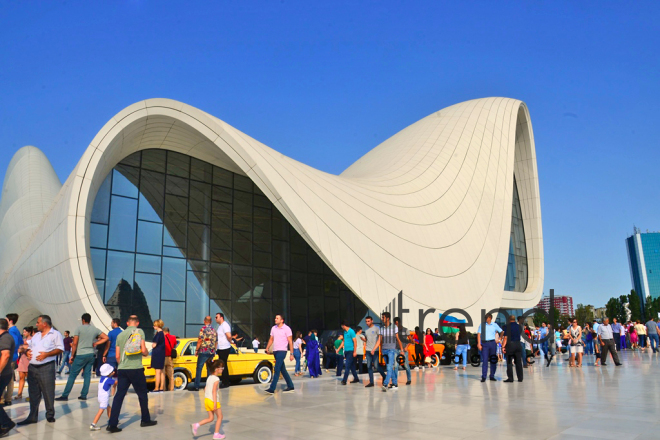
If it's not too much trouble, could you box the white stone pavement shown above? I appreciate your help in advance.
[2,350,660,440]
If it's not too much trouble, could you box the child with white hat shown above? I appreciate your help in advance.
[90,363,117,431]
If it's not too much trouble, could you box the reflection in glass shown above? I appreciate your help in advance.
[138,170,165,222]
[91,174,112,224]
[186,271,209,324]
[104,251,134,302]
[167,152,190,178]
[504,177,528,292]
[161,301,185,337]
[135,273,161,322]
[107,196,137,252]
[91,248,106,279]
[136,254,161,274]
[90,223,108,249]
[137,221,163,255]
[112,166,140,199]
[162,257,186,301]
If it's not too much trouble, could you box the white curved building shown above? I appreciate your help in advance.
[0,97,543,336]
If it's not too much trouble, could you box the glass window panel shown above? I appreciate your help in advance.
[210,263,230,300]
[162,246,185,258]
[138,170,165,222]
[233,230,252,266]
[272,282,289,318]
[90,223,108,249]
[233,191,252,231]
[290,229,307,255]
[165,194,188,224]
[186,324,204,338]
[254,184,265,196]
[252,297,271,342]
[308,296,324,331]
[340,289,354,323]
[186,271,209,324]
[167,151,190,177]
[107,196,137,252]
[187,260,209,273]
[231,275,252,328]
[308,251,324,274]
[290,296,307,335]
[324,297,340,330]
[189,181,212,224]
[272,210,289,240]
[120,152,141,167]
[91,173,112,224]
[213,167,233,188]
[234,174,253,192]
[137,221,163,255]
[161,301,185,338]
[141,149,166,173]
[324,279,339,297]
[272,240,289,270]
[104,251,135,303]
[161,257,186,301]
[354,296,370,328]
[254,207,271,235]
[291,273,306,298]
[212,186,232,203]
[211,203,231,250]
[112,166,139,199]
[95,279,105,297]
[191,158,213,183]
[134,273,161,324]
[254,194,270,208]
[136,254,161,274]
[253,231,271,253]
[166,175,189,197]
[211,249,231,264]
[253,251,271,268]
[91,248,106,280]
[253,268,271,298]
[307,274,323,297]
[272,270,289,284]
[188,223,210,261]
[291,254,307,272]
[210,299,232,324]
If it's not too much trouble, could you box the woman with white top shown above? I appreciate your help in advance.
[293,332,303,376]
[252,337,260,354]
[569,319,583,367]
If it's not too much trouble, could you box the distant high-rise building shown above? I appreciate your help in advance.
[626,228,660,310]
[536,294,574,317]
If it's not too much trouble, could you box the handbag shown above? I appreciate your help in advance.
[166,335,177,359]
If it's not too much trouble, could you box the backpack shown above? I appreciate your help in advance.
[123,329,143,357]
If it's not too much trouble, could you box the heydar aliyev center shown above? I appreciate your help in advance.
[0,97,543,338]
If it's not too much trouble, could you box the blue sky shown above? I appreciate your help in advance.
[1,1,658,308]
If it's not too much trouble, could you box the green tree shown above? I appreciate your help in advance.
[575,303,594,326]
[605,297,623,321]
[628,290,642,322]
[645,295,660,322]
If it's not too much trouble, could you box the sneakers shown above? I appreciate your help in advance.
[90,424,101,431]
[191,423,199,436]
[381,386,387,392]
[406,380,411,385]
[341,381,347,385]
[213,434,226,439]
[140,420,157,428]
[54,396,68,402]
[365,383,374,388]
[263,389,275,395]
[388,384,398,390]
[414,367,419,370]
[283,388,295,393]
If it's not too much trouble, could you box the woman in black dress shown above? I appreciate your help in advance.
[151,319,166,392]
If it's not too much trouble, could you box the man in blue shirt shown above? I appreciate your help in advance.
[340,320,360,385]
[2,313,23,406]
[103,319,123,370]
[477,313,503,382]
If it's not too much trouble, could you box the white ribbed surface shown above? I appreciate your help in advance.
[0,98,543,330]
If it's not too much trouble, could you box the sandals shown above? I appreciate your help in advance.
[453,367,458,370]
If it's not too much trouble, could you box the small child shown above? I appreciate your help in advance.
[191,359,225,439]
[90,363,117,431]
[497,342,503,362]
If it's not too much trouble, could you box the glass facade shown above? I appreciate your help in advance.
[504,177,528,292]
[641,234,660,301]
[627,232,660,309]
[90,150,370,340]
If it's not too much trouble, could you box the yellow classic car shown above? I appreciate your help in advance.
[142,338,275,390]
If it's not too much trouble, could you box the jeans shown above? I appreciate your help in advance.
[454,344,469,367]
[365,350,385,384]
[639,334,647,348]
[614,332,621,350]
[342,350,359,382]
[649,334,659,353]
[194,352,213,390]
[480,340,497,379]
[0,374,13,428]
[267,351,294,392]
[293,349,302,373]
[398,348,411,381]
[57,351,71,374]
[585,340,594,355]
[254,348,258,353]
[336,354,344,377]
[383,348,398,386]
[620,335,627,350]
[61,353,95,398]
[108,368,151,427]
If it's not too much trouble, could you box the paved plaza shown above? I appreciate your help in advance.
[3,350,660,440]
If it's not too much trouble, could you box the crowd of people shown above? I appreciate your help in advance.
[0,309,657,438]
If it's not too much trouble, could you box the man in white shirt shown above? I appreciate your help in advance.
[18,315,64,425]
[252,337,260,353]
[215,313,232,388]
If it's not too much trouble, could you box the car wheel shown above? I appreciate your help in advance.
[470,353,481,367]
[253,363,273,384]
[429,354,440,368]
[173,370,189,390]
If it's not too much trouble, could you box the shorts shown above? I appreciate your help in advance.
[98,394,110,410]
[569,345,583,354]
[204,398,221,411]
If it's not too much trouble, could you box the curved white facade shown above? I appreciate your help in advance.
[0,97,543,330]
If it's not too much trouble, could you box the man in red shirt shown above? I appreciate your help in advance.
[162,328,177,391]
